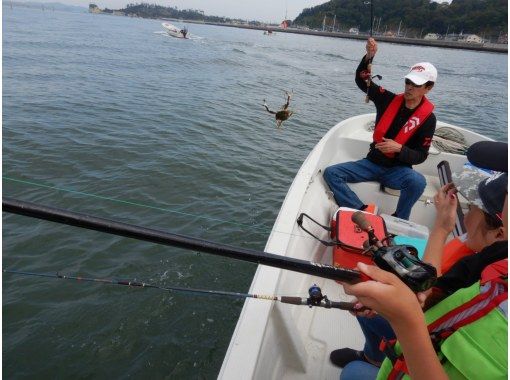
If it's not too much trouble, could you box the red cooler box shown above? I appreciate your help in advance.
[331,207,388,270]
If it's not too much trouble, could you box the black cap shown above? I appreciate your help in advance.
[478,173,508,219]
[467,141,508,173]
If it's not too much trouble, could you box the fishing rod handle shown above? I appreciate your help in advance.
[351,211,382,248]
[279,297,370,312]
[329,301,369,312]
[364,61,373,103]
[351,211,372,231]
[280,296,306,305]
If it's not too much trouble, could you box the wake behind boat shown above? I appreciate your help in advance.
[161,22,188,39]
[219,113,492,379]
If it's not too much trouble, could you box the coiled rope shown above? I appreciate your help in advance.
[432,127,469,155]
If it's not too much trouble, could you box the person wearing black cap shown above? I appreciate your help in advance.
[423,140,509,298]
[331,166,508,372]
[336,141,507,379]
[425,169,507,297]
[428,140,509,295]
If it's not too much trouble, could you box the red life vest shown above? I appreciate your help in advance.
[481,258,508,284]
[373,94,434,158]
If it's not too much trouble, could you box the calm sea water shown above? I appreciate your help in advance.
[3,6,508,379]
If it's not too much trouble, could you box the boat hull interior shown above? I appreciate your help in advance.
[219,114,491,379]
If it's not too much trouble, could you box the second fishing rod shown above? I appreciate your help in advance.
[3,269,364,312]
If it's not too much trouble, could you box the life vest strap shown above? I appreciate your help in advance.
[387,358,408,380]
[428,279,507,335]
[379,338,409,379]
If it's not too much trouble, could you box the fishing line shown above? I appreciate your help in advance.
[3,175,270,231]
[2,175,321,242]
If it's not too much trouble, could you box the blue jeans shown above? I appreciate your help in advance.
[340,360,379,380]
[358,315,395,363]
[323,158,426,220]
[340,316,396,380]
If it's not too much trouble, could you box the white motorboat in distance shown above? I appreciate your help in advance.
[219,114,492,379]
[162,22,188,39]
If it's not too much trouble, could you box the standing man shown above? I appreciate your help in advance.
[323,38,437,220]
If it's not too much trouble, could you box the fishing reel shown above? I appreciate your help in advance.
[307,284,328,307]
[352,212,437,292]
[372,245,437,292]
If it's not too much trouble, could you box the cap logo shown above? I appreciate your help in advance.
[411,65,426,72]
[485,172,504,185]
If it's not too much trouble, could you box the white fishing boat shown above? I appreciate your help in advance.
[219,113,492,379]
[161,22,188,39]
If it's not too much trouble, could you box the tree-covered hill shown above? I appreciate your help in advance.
[119,3,263,25]
[294,0,507,40]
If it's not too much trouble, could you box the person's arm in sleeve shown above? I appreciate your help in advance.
[342,263,448,380]
[355,38,380,100]
[421,184,458,275]
[355,55,372,93]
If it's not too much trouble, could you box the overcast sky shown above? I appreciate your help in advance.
[75,0,328,23]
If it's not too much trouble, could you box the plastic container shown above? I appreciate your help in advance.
[393,236,427,259]
[380,213,429,240]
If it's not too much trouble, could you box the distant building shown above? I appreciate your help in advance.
[424,33,440,40]
[498,33,508,44]
[280,20,291,29]
[349,27,359,35]
[88,3,101,13]
[383,31,396,37]
[112,10,125,16]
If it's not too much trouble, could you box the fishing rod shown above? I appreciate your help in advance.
[3,268,363,311]
[369,0,373,37]
[364,0,376,103]
[3,197,366,284]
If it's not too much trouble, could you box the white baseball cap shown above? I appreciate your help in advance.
[405,62,438,85]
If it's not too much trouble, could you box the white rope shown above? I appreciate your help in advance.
[432,127,469,155]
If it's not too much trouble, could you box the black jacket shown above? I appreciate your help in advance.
[435,240,508,295]
[356,56,436,167]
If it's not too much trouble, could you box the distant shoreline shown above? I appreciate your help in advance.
[165,18,508,54]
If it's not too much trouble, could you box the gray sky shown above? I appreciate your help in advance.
[77,0,328,23]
